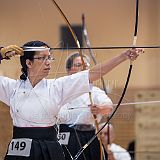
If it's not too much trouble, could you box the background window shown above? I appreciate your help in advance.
[60,25,83,49]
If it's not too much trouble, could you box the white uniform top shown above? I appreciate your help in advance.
[110,143,131,160]
[58,86,112,125]
[0,70,90,127]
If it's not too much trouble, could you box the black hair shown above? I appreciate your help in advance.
[65,52,90,71]
[20,40,50,80]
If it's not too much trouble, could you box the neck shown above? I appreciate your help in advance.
[28,74,43,87]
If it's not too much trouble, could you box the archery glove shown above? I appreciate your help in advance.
[1,45,24,58]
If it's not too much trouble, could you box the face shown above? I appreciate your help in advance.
[100,127,109,145]
[68,56,90,75]
[100,125,114,145]
[27,49,54,79]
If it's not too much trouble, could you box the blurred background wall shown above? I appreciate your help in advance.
[0,0,160,159]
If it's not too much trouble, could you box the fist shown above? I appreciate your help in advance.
[124,48,144,61]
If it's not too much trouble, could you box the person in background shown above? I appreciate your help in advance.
[58,52,113,160]
[100,123,131,160]
[127,140,135,160]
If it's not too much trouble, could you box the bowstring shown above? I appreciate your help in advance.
[73,0,139,158]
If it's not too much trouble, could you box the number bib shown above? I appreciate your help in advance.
[58,132,70,145]
[7,138,32,157]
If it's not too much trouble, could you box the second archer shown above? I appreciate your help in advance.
[57,52,113,160]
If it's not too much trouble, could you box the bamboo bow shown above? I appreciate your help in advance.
[50,0,103,159]
[73,0,139,159]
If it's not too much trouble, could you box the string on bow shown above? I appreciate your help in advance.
[73,0,139,159]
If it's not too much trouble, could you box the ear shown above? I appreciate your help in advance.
[26,59,33,68]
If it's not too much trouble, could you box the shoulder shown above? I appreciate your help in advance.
[92,86,110,98]
[0,76,18,93]
[0,76,17,83]
[92,86,105,93]
[111,143,127,151]
[111,143,131,160]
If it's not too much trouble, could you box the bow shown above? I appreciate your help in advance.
[73,0,139,159]
[50,0,103,159]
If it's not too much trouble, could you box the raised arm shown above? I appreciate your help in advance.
[89,48,143,82]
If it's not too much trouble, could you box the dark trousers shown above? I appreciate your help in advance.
[60,124,107,160]
[5,126,65,160]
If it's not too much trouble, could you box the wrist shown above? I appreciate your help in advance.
[120,51,129,61]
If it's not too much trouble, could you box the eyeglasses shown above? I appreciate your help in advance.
[73,62,90,68]
[33,56,55,61]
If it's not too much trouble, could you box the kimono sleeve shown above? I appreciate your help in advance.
[57,104,70,124]
[0,76,16,106]
[54,70,91,107]
[93,87,113,106]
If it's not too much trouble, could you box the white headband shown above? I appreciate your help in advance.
[23,47,50,52]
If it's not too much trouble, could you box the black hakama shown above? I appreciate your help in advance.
[59,124,102,160]
[5,126,65,160]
